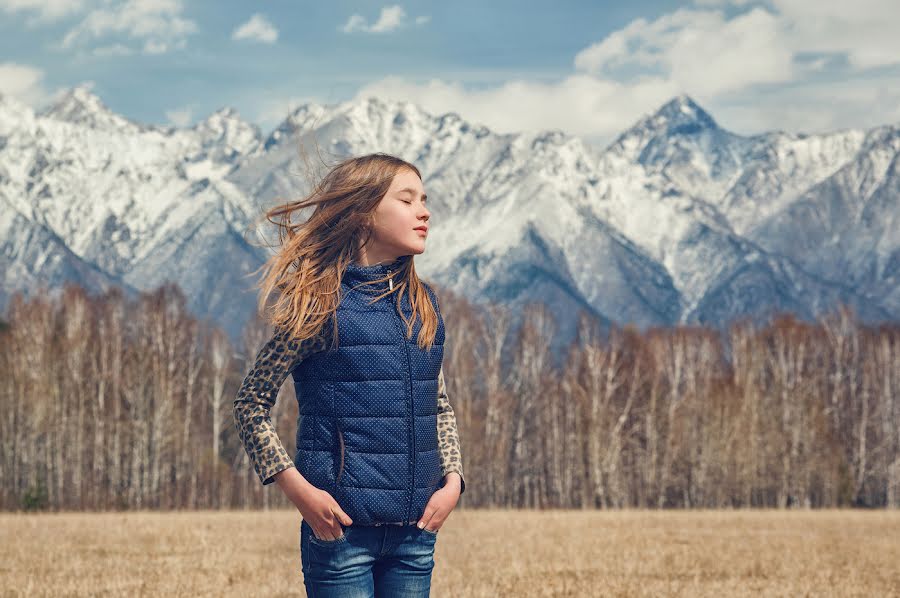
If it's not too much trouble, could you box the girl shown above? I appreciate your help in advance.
[233,153,466,597]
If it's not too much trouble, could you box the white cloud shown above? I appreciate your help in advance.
[573,6,794,96]
[349,1,900,145]
[165,105,192,127]
[142,38,187,55]
[0,0,84,24]
[575,1,900,83]
[92,43,135,57]
[714,75,900,134]
[692,0,756,5]
[353,74,677,147]
[59,0,197,55]
[340,15,367,34]
[765,0,900,70]
[369,5,405,33]
[232,13,278,44]
[340,5,428,34]
[0,62,52,105]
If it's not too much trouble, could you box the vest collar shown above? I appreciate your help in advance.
[344,254,411,294]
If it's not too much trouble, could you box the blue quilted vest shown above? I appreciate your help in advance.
[290,254,446,526]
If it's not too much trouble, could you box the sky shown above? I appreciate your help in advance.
[1,0,899,148]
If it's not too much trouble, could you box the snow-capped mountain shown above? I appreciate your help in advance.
[0,85,896,347]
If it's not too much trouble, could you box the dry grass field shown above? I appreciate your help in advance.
[1,508,898,597]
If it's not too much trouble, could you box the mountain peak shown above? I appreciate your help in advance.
[604,93,724,156]
[651,94,719,133]
[210,106,240,119]
[192,106,261,158]
[258,101,327,151]
[198,106,252,130]
[40,84,138,131]
[344,95,427,122]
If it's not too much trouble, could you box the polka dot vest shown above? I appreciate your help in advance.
[290,254,446,526]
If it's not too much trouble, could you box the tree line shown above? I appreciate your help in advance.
[0,282,897,511]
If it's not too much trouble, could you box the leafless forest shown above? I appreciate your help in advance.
[1,282,898,512]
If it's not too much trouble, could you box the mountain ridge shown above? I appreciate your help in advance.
[1,86,896,345]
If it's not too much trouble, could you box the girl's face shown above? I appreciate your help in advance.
[369,168,430,261]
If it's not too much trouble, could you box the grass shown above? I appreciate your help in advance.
[0,508,898,596]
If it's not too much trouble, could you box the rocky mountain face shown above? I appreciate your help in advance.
[0,85,896,350]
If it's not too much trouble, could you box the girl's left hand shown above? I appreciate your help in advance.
[417,475,462,532]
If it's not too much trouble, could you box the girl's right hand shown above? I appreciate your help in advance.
[299,485,354,541]
[272,468,353,541]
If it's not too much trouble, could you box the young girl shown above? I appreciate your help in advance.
[232,153,466,597]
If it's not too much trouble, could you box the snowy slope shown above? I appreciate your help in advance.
[0,85,896,343]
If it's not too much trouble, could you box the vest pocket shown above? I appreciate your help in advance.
[336,421,345,485]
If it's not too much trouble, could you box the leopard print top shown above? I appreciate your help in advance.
[232,325,466,494]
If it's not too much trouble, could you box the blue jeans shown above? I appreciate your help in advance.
[300,519,439,597]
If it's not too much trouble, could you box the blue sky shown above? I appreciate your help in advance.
[2,0,899,148]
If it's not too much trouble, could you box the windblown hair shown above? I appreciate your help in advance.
[250,152,440,352]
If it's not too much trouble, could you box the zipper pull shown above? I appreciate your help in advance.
[388,269,394,291]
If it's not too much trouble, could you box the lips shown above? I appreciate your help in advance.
[414,226,428,233]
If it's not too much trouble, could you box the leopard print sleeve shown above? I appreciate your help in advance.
[232,325,329,486]
[436,365,466,495]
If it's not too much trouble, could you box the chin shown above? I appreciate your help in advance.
[403,241,427,255]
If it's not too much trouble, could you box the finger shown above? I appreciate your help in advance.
[312,516,338,541]
[421,516,441,532]
[322,515,342,540]
[333,505,353,526]
[315,525,340,541]
[417,506,439,529]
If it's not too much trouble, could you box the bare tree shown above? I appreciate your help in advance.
[3,281,900,512]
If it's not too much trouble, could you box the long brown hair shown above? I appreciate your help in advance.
[249,152,440,352]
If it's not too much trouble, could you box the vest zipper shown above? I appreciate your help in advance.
[336,422,345,485]
[402,326,415,524]
[387,268,415,524]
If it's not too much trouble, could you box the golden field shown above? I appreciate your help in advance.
[1,508,898,597]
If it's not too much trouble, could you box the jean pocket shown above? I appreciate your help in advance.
[304,520,348,546]
[309,532,347,546]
